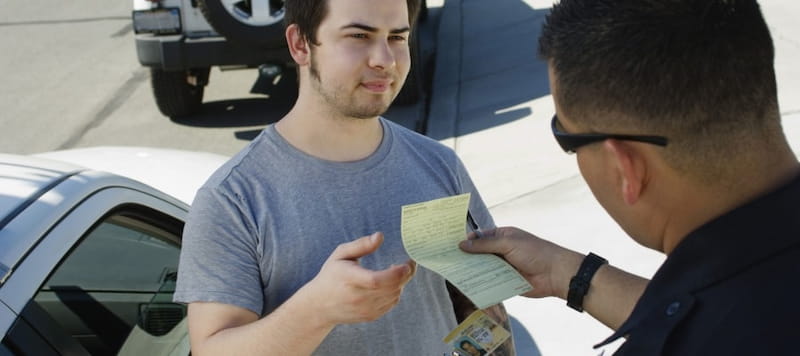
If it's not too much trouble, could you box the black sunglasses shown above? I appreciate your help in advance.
[551,115,668,154]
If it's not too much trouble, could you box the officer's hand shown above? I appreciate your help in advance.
[459,226,581,299]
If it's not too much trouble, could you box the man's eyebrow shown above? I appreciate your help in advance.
[390,26,411,34]
[340,23,410,34]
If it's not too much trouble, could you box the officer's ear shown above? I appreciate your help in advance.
[604,139,646,205]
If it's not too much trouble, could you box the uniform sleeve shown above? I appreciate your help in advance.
[173,186,265,315]
[454,156,496,230]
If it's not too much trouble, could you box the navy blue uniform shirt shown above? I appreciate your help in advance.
[597,173,800,355]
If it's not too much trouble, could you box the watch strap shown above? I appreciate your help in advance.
[567,252,608,312]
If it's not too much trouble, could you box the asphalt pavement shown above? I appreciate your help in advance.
[428,0,800,355]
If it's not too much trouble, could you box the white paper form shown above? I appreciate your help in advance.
[401,193,532,309]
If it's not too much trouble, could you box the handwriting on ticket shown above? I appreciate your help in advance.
[401,193,532,309]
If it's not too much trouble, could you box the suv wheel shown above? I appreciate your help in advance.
[150,68,210,118]
[198,0,286,47]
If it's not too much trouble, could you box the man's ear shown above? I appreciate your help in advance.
[604,139,645,205]
[286,24,310,66]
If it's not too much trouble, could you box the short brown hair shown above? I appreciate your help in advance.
[285,0,422,45]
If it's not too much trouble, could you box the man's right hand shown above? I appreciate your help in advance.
[458,226,648,330]
[302,232,417,326]
[458,226,582,300]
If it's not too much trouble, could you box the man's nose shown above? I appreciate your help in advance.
[368,40,396,70]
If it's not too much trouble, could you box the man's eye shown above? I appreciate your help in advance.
[349,33,368,39]
[390,35,407,42]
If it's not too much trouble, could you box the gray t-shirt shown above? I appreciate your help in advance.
[174,117,494,355]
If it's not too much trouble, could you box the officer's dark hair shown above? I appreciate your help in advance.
[285,0,421,46]
[539,0,781,179]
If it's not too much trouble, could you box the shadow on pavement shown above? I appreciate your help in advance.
[173,98,287,128]
[171,68,298,132]
[428,0,551,140]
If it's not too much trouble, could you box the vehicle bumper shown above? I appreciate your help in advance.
[135,34,292,70]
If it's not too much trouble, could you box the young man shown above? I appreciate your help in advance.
[461,0,800,354]
[174,0,513,354]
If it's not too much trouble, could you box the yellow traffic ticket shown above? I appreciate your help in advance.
[401,193,532,309]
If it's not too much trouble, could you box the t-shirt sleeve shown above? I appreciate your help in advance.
[173,186,265,315]
[454,156,496,230]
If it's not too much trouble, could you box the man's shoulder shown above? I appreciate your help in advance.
[383,118,457,157]
[200,129,278,192]
[619,249,800,355]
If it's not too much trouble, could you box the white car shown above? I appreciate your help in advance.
[0,147,227,355]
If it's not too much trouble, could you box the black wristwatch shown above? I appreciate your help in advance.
[567,253,608,312]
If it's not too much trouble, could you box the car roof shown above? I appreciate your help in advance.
[35,146,228,206]
[0,147,226,286]
[0,155,101,285]
[0,154,82,226]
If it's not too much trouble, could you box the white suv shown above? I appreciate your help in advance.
[132,0,426,118]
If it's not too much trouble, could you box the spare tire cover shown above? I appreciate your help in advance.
[198,0,286,47]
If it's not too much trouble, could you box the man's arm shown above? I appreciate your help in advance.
[188,232,416,356]
[187,293,331,356]
[447,283,516,356]
[459,227,647,330]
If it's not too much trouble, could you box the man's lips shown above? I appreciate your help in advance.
[361,80,392,92]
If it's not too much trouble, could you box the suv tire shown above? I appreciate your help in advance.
[198,0,286,47]
[150,68,210,118]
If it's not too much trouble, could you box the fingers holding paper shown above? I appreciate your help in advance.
[459,226,583,300]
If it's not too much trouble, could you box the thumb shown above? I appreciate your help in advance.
[331,232,384,261]
[459,235,509,255]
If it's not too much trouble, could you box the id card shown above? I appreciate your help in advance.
[443,310,510,356]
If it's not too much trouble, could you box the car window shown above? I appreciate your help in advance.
[42,216,179,292]
[30,206,186,356]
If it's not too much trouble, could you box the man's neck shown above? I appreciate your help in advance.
[656,150,800,254]
[275,105,384,162]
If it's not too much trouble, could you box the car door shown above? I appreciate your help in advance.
[1,185,190,356]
